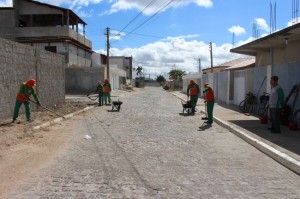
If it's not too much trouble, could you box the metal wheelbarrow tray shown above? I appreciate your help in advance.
[181,100,193,114]
[112,100,123,111]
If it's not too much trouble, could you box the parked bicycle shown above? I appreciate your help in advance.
[239,91,257,113]
[257,92,270,116]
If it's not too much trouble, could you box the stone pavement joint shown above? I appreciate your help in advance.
[170,91,300,175]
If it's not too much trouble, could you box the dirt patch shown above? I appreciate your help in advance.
[0,99,95,198]
[0,100,93,152]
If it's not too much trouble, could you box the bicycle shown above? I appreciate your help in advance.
[239,91,257,113]
[257,92,270,116]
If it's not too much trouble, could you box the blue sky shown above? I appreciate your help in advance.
[0,0,295,78]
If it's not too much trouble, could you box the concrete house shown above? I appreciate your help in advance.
[230,23,300,120]
[0,0,92,67]
[109,56,133,88]
[183,57,255,103]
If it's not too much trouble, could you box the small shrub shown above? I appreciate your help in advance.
[163,85,170,90]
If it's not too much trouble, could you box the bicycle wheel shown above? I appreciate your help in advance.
[239,99,253,113]
[239,99,247,112]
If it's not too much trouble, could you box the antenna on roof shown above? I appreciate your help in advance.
[292,0,299,25]
[270,1,277,33]
[252,21,260,40]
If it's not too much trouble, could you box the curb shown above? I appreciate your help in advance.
[209,111,300,175]
[32,106,95,131]
[170,91,300,175]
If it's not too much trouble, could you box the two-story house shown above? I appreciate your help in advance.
[0,0,92,67]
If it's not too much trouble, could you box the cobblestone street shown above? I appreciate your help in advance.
[7,86,300,199]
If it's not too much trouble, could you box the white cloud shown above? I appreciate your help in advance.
[254,18,270,32]
[228,25,246,36]
[287,18,300,27]
[110,30,126,41]
[107,0,213,15]
[96,35,245,78]
[75,6,94,17]
[0,0,12,6]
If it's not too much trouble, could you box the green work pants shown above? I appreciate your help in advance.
[102,92,111,105]
[13,99,31,121]
[98,93,103,106]
[190,95,198,113]
[207,101,214,123]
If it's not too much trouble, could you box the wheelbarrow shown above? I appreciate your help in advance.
[112,100,123,111]
[181,100,193,114]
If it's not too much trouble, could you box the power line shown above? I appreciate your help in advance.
[117,0,157,35]
[126,0,176,35]
[111,29,165,39]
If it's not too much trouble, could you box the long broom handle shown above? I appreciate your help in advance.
[29,99,65,119]
[248,76,267,114]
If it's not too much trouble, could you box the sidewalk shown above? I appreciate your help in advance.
[65,89,128,101]
[171,91,300,175]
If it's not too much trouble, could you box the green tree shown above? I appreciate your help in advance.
[169,69,186,80]
[156,75,166,85]
[136,66,143,77]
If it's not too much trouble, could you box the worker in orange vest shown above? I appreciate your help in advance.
[12,79,40,123]
[203,83,215,124]
[187,79,200,114]
[102,79,111,105]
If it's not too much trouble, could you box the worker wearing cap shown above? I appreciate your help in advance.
[187,79,200,114]
[102,79,111,105]
[203,83,215,124]
[12,79,40,123]
[95,81,103,106]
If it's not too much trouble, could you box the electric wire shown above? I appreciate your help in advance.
[126,0,176,36]
[117,0,157,35]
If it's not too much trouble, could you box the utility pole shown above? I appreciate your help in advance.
[198,58,201,72]
[209,42,213,73]
[106,27,110,81]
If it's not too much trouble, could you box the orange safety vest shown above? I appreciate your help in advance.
[103,85,110,93]
[205,88,215,101]
[17,83,30,102]
[189,87,198,96]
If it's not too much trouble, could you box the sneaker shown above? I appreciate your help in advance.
[27,119,33,122]
[12,120,20,124]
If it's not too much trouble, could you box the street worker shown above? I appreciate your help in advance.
[95,81,103,106]
[102,79,111,105]
[269,76,285,133]
[187,79,200,114]
[12,79,40,123]
[203,83,215,124]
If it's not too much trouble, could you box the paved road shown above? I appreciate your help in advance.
[9,86,300,198]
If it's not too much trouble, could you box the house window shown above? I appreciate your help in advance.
[45,46,57,53]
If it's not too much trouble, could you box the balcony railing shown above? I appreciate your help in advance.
[0,26,92,48]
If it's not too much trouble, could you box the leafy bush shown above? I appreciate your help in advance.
[163,85,170,90]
